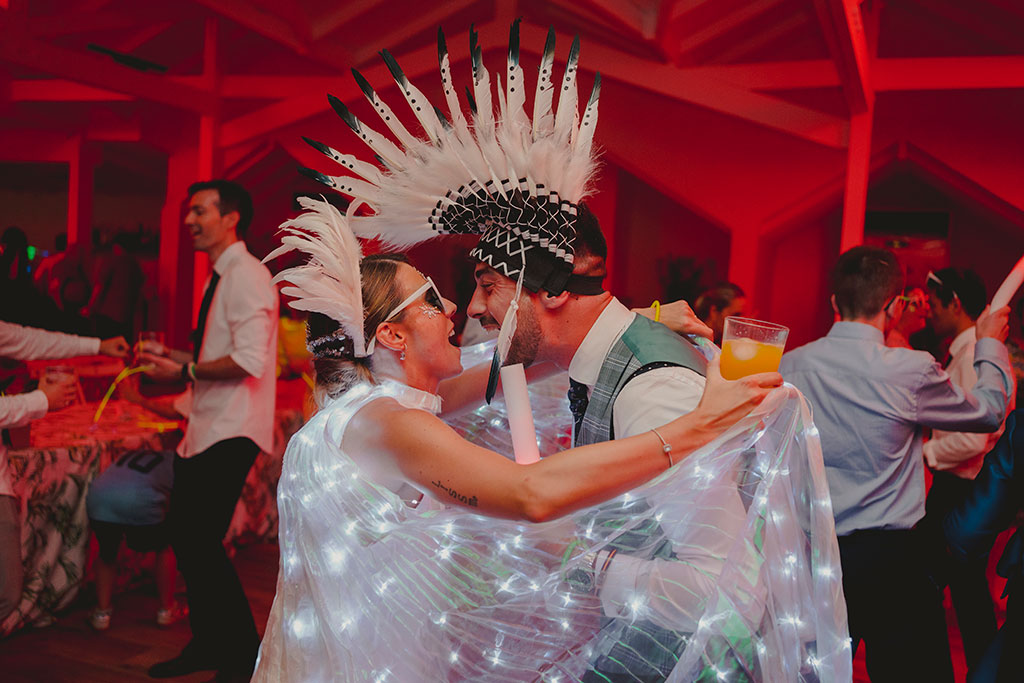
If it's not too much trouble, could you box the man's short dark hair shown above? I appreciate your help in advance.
[831,246,904,320]
[571,203,608,278]
[695,282,745,321]
[927,267,986,320]
[188,180,254,238]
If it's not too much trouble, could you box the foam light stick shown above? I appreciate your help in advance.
[499,363,541,465]
[991,254,1024,310]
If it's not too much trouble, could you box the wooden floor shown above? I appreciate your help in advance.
[0,544,278,683]
[0,542,977,682]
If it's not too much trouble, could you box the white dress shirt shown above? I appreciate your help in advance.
[179,241,279,458]
[924,326,1015,479]
[567,297,705,439]
[0,322,101,497]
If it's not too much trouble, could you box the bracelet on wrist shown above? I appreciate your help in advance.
[180,362,198,382]
[651,427,673,467]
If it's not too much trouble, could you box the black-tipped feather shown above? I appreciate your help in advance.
[302,136,332,157]
[433,106,452,131]
[508,17,521,66]
[327,94,360,133]
[351,68,376,101]
[568,35,580,66]
[380,49,407,87]
[298,166,334,188]
[437,27,447,65]
[543,26,556,60]
[485,349,501,404]
[588,73,602,105]
[464,86,477,114]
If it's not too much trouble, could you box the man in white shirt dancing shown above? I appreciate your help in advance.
[141,180,278,682]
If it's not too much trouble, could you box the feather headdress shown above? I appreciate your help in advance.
[264,197,368,357]
[282,21,602,395]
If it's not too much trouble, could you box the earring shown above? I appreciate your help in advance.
[400,349,406,361]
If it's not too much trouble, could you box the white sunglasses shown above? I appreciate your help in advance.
[364,277,445,354]
[926,270,960,303]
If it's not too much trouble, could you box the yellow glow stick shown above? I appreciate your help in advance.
[93,365,153,423]
[301,371,315,391]
[136,421,180,433]
[651,300,661,323]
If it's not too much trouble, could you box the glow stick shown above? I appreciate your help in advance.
[499,364,540,465]
[93,365,153,423]
[991,254,1024,310]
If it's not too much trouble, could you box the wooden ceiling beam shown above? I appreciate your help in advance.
[671,0,785,58]
[813,0,873,114]
[519,21,848,148]
[27,9,147,39]
[0,33,217,113]
[192,0,309,55]
[219,35,454,148]
[309,0,388,42]
[349,0,478,65]
[874,56,1024,91]
[10,79,133,101]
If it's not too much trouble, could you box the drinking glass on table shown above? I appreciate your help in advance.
[135,331,167,362]
[42,365,81,407]
[720,317,789,380]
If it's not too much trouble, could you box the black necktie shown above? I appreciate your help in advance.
[193,271,221,361]
[568,378,590,438]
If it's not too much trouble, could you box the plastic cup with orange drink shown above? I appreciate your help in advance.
[720,317,789,380]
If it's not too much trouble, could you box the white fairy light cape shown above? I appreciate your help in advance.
[253,345,851,682]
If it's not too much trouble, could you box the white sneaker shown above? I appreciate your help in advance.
[89,608,112,631]
[156,603,188,627]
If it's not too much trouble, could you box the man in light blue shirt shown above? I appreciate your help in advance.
[780,246,1012,683]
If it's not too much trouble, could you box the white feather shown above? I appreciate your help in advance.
[264,198,368,357]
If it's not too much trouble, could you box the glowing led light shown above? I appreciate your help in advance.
[628,595,644,614]
[439,547,451,560]
[785,553,797,565]
[326,547,346,572]
[499,578,513,593]
[655,512,664,521]
[345,521,357,535]
[530,581,540,591]
[449,651,458,663]
[443,522,454,534]
[817,566,834,578]
[290,616,310,638]
[377,578,393,595]
[499,542,508,552]
[513,534,522,547]
[807,655,822,668]
[562,594,572,606]
[561,619,570,630]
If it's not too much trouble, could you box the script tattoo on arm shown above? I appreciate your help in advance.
[432,480,478,507]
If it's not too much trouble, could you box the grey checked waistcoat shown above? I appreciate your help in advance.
[576,315,709,682]
[575,314,708,447]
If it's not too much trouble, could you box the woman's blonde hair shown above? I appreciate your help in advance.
[307,253,410,402]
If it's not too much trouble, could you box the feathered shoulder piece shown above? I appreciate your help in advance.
[301,20,602,297]
[263,197,368,357]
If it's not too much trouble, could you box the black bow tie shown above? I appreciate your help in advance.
[567,378,590,437]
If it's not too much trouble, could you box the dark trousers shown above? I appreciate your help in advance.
[969,588,1020,683]
[925,471,998,673]
[170,438,259,673]
[839,528,954,683]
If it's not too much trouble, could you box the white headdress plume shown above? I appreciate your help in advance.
[264,197,368,358]
[295,22,603,399]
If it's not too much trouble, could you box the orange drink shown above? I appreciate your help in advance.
[720,317,789,380]
[720,340,785,380]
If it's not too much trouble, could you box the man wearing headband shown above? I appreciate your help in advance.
[923,267,1011,676]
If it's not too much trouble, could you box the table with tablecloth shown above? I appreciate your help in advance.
[1,379,310,636]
